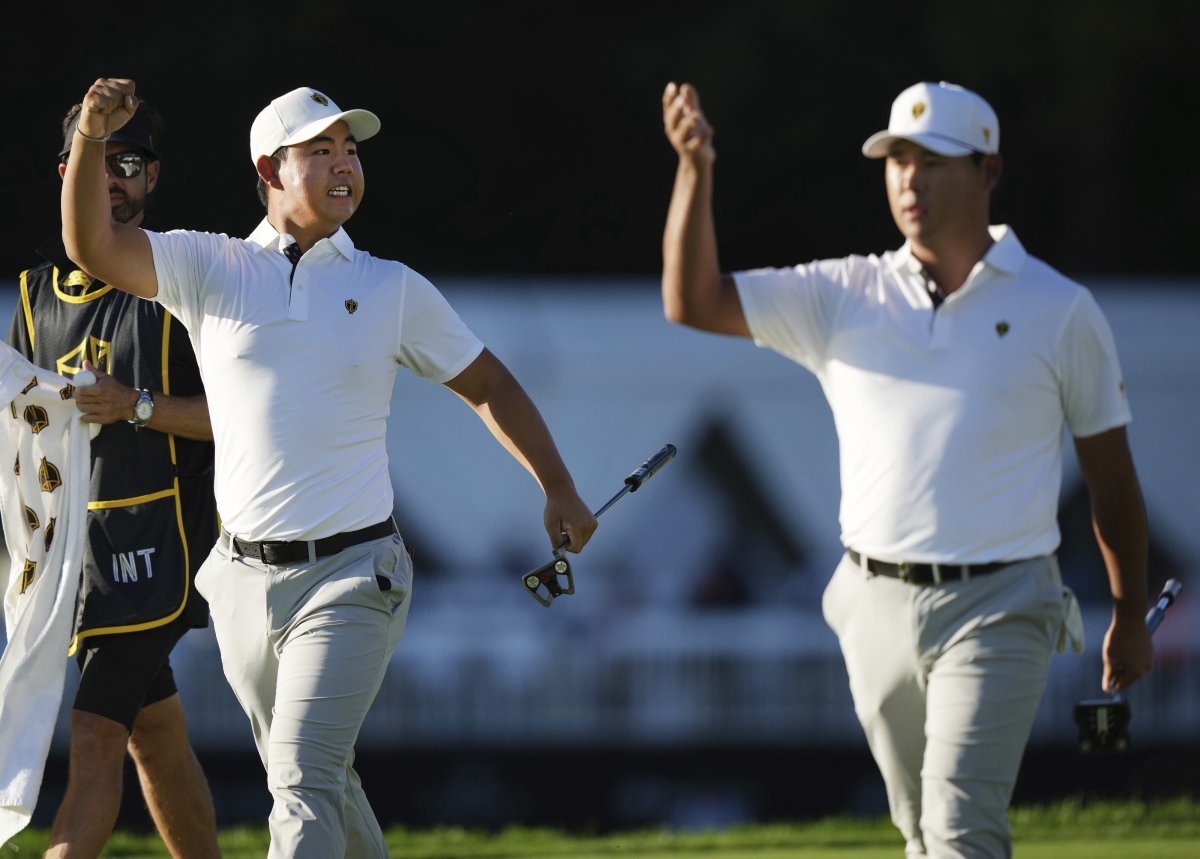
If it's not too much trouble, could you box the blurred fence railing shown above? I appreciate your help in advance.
[43,598,1190,755]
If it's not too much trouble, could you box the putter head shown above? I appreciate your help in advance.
[522,556,574,607]
[1074,697,1131,754]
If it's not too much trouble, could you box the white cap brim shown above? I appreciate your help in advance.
[278,108,381,149]
[862,131,978,159]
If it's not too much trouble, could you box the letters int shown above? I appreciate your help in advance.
[111,548,156,582]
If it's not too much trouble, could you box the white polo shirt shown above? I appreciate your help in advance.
[734,225,1131,563]
[147,220,484,542]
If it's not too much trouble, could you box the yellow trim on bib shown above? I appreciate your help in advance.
[18,270,36,351]
[88,487,176,509]
[52,267,115,303]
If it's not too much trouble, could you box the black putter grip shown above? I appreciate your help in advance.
[1146,578,1183,634]
[624,444,677,491]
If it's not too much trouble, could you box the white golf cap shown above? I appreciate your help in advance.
[861,81,999,159]
[249,86,381,164]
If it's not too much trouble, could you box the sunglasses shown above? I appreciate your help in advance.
[105,152,148,179]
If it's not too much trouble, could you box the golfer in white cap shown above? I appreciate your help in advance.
[660,79,1153,858]
[61,77,597,858]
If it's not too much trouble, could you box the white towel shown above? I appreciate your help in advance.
[0,341,96,845]
[1057,585,1086,654]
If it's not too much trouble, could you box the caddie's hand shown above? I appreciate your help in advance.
[544,485,598,554]
[1101,612,1154,693]
[73,359,138,425]
[78,78,140,141]
[663,81,715,164]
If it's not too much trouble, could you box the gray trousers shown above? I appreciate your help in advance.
[196,533,413,859]
[822,553,1064,859]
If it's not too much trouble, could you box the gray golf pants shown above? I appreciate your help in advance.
[822,553,1065,859]
[197,533,413,858]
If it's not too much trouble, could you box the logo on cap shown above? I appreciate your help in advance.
[983,127,991,144]
[912,101,926,119]
[311,93,329,106]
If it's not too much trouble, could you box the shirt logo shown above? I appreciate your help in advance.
[912,101,926,119]
[345,299,358,315]
[995,321,1010,337]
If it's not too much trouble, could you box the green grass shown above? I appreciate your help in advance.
[5,797,1199,858]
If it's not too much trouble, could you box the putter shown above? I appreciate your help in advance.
[1074,578,1183,754]
[522,443,677,607]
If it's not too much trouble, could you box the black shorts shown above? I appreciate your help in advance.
[74,614,191,731]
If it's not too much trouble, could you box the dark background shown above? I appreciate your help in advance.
[5,0,1199,281]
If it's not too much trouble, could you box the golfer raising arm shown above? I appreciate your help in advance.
[63,76,596,858]
[661,79,1153,858]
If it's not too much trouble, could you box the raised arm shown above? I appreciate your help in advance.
[444,348,597,553]
[61,78,159,298]
[660,82,748,337]
[1074,425,1152,692]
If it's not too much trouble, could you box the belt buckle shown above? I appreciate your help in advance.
[896,561,912,583]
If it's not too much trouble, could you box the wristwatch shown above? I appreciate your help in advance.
[130,389,154,428]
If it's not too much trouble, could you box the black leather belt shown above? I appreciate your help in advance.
[222,520,396,565]
[847,548,1014,585]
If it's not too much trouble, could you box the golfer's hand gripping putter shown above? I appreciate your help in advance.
[522,444,677,607]
[1073,578,1182,753]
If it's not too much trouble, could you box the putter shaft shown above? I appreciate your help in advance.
[552,444,677,554]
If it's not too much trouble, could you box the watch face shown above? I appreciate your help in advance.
[135,395,153,421]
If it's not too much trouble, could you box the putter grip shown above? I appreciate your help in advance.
[624,444,677,491]
[1146,578,1183,634]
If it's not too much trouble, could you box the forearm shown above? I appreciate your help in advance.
[144,394,212,441]
[469,373,575,494]
[1091,471,1149,618]
[1075,427,1154,690]
[445,347,594,550]
[60,80,158,296]
[662,158,721,324]
[61,131,117,272]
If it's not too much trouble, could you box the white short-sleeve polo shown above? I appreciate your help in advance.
[147,219,484,541]
[734,226,1131,563]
